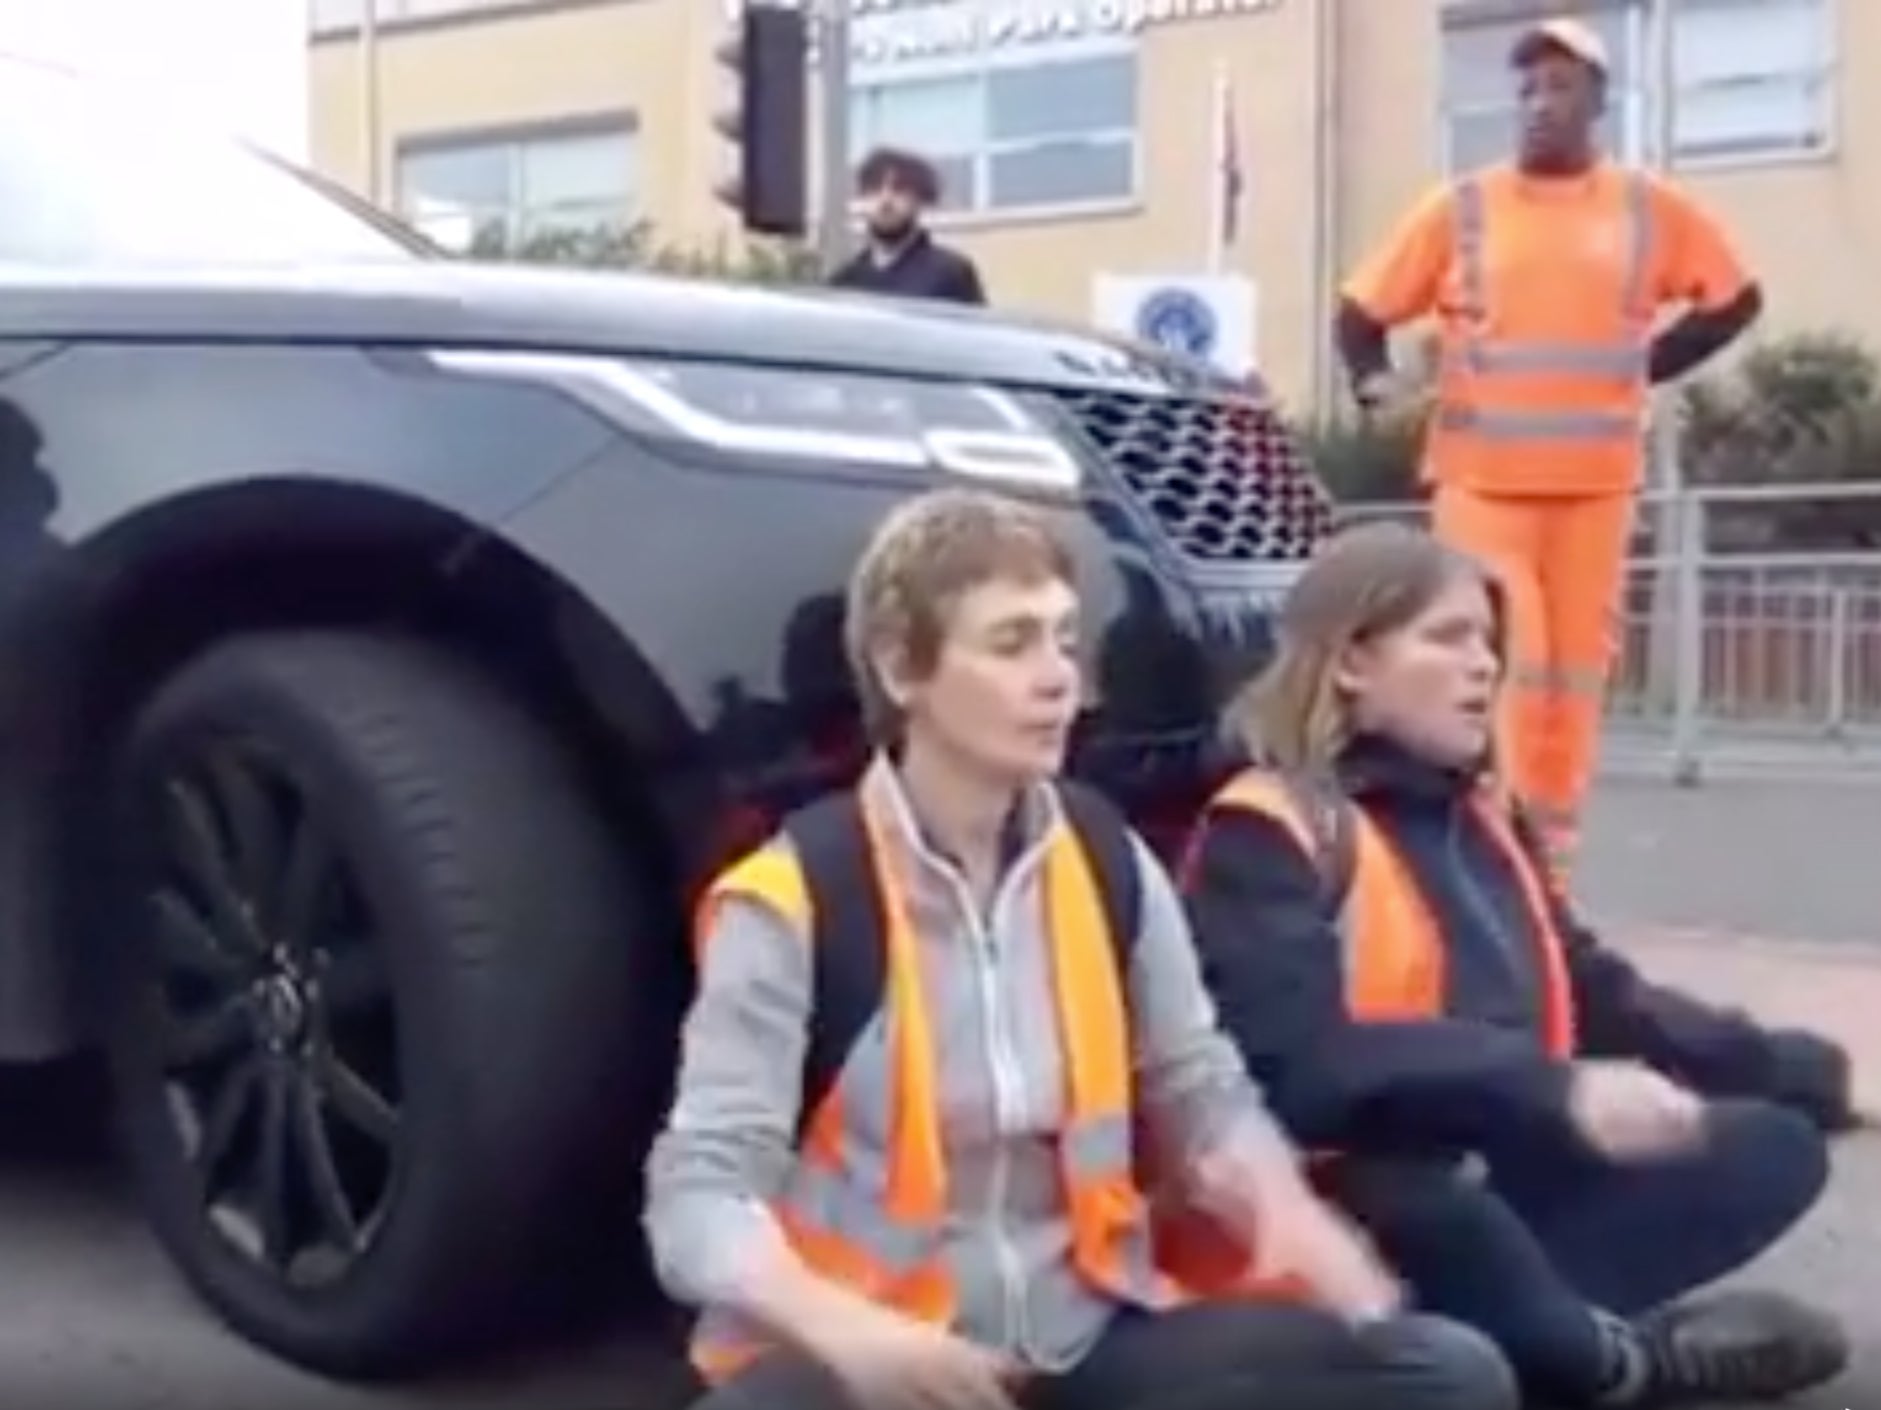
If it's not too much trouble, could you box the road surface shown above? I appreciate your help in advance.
[1577,772,1881,945]
[0,776,1875,1407]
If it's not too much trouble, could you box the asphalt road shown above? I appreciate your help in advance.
[1576,772,1881,945]
[0,774,1874,1407]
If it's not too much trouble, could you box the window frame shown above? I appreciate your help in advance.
[1434,0,1835,175]
[393,113,639,251]
[1669,0,1837,169]
[309,0,620,43]
[847,35,1142,227]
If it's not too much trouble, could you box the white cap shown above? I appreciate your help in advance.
[1509,16,1610,77]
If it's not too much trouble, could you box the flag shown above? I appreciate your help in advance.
[1217,68,1244,251]
[1207,63,1244,271]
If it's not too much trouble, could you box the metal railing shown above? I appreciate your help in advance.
[1333,482,1881,781]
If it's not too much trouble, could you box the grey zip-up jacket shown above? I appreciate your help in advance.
[643,758,1283,1371]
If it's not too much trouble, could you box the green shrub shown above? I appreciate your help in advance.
[467,219,821,285]
[1291,412,1424,505]
[1676,331,1881,546]
[1678,332,1880,483]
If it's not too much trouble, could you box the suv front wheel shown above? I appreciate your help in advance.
[101,630,658,1378]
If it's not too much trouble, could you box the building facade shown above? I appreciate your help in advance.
[306,0,1868,413]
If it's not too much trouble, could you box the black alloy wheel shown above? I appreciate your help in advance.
[148,739,399,1288]
[104,631,658,1379]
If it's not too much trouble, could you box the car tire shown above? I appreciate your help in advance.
[101,629,663,1379]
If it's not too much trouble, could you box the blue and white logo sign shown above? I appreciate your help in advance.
[1091,273,1257,376]
[1135,286,1219,359]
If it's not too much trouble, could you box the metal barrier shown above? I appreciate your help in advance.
[1332,482,1881,780]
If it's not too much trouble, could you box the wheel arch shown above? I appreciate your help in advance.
[1,475,700,1060]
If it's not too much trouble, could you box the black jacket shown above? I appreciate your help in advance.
[1184,737,1851,1160]
[829,230,986,305]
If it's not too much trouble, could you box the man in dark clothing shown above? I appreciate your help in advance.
[827,146,986,306]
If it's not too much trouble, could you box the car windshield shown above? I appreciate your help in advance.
[0,54,430,268]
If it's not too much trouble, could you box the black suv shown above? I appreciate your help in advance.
[0,53,1330,1378]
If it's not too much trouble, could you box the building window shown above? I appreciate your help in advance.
[1673,0,1832,162]
[849,49,1137,216]
[395,120,636,251]
[850,77,980,212]
[1436,0,1831,172]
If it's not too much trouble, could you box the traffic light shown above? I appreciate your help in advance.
[713,3,809,237]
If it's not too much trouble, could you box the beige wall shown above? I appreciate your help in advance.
[309,0,728,246]
[307,0,1881,414]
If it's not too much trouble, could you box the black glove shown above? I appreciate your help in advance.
[1763,1029,1856,1132]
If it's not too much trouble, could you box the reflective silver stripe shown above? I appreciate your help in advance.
[1333,903,1359,977]
[770,1122,1169,1313]
[1619,171,1652,321]
[1436,406,1641,439]
[1063,1112,1168,1302]
[1522,807,1581,871]
[1463,341,1646,377]
[1523,799,1579,830]
[1062,1112,1132,1178]
[772,1014,929,1275]
[1455,177,1488,318]
[1509,662,1608,697]
[804,1014,895,1200]
[778,1159,936,1274]
[1448,171,1656,443]
[1113,1225,1177,1307]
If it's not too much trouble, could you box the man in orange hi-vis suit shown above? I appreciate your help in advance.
[1333,15,1762,878]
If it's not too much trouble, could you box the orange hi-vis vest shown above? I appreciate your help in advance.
[683,790,1182,1382]
[1208,770,1577,1058]
[1430,163,1657,497]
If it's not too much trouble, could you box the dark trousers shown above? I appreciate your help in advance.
[691,1303,1517,1410]
[1325,1099,1830,1404]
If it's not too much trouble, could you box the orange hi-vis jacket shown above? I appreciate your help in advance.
[684,800,1183,1382]
[1206,770,1578,1059]
[1344,161,1750,498]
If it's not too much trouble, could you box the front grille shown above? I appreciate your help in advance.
[1051,389,1333,562]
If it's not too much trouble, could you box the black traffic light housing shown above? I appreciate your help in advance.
[713,4,809,237]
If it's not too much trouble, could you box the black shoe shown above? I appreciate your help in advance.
[1630,1288,1849,1404]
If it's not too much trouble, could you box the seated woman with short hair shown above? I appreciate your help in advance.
[643,491,1518,1410]
[1182,521,1853,1409]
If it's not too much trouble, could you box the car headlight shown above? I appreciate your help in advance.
[427,349,1082,494]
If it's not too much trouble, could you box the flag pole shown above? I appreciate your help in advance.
[361,0,382,205]
[1206,61,1227,274]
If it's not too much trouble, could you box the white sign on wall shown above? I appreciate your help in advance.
[1091,273,1257,376]
[725,0,1280,66]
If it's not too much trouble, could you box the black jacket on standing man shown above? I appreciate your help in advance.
[828,229,986,306]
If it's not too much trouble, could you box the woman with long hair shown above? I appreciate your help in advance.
[1182,521,1853,1408]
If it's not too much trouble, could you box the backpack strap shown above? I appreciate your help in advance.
[782,794,886,1142]
[1057,780,1145,975]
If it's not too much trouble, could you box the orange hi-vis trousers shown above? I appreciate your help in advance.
[1432,487,1635,879]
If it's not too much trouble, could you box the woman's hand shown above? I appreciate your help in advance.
[800,1296,1022,1410]
[1764,1029,1864,1133]
[1568,1059,1707,1161]
[1248,1177,1403,1324]
[1191,1138,1402,1325]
